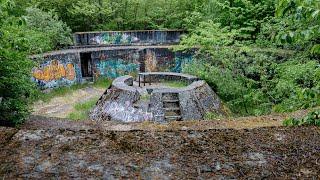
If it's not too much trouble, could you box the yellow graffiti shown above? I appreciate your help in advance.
[145,50,157,72]
[33,60,76,82]
[66,63,76,80]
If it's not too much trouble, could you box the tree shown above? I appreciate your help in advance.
[0,0,37,126]
[276,0,320,55]
[23,7,73,50]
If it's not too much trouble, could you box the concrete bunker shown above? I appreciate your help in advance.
[90,72,227,123]
[31,30,193,90]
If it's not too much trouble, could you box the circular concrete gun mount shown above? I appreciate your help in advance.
[90,72,228,123]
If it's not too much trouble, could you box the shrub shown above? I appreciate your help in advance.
[283,109,320,127]
[0,48,36,126]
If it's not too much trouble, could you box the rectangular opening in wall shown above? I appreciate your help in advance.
[80,52,93,78]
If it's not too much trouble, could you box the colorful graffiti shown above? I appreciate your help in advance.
[172,55,193,73]
[33,60,76,81]
[75,30,184,46]
[32,45,194,89]
[89,33,139,45]
[95,59,139,79]
[32,59,79,89]
[145,50,158,72]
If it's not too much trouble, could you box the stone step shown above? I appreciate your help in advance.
[163,99,179,103]
[162,93,179,101]
[165,115,182,121]
[164,107,180,111]
[165,111,180,116]
[163,102,179,108]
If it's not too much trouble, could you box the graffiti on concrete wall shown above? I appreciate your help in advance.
[90,33,139,45]
[32,59,80,89]
[145,49,158,72]
[32,47,193,89]
[171,55,193,73]
[95,59,139,79]
[75,30,184,46]
[142,48,193,73]
[92,50,141,79]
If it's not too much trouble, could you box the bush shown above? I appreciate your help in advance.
[0,48,36,126]
[283,109,320,127]
[178,21,320,116]
[23,7,73,51]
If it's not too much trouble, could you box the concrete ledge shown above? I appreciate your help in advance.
[112,75,136,92]
[139,72,199,84]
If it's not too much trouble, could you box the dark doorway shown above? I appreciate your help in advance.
[80,52,93,77]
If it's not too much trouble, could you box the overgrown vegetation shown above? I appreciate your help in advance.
[176,0,320,116]
[67,97,99,120]
[1,0,319,125]
[283,109,320,127]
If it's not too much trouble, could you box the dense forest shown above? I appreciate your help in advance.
[0,0,319,125]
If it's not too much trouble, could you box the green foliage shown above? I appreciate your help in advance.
[1,5,72,54]
[28,0,274,32]
[180,26,320,115]
[184,52,319,116]
[204,111,222,120]
[275,0,320,55]
[92,77,112,89]
[0,1,38,126]
[175,0,320,116]
[175,22,238,51]
[0,48,36,126]
[272,60,320,112]
[283,109,320,127]
[23,7,73,50]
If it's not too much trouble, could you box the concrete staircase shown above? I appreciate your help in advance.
[162,93,182,121]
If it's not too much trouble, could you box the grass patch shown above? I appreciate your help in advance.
[67,97,99,121]
[92,77,112,88]
[204,111,223,120]
[36,78,111,102]
[140,94,151,101]
[36,83,89,102]
[162,80,189,88]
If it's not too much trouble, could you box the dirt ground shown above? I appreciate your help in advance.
[1,119,319,179]
[32,87,105,118]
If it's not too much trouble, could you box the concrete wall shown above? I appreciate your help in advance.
[32,47,193,89]
[74,30,185,46]
[32,53,82,89]
[91,48,193,79]
[32,30,192,89]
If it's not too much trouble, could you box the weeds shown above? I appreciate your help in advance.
[204,111,223,120]
[67,97,99,121]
